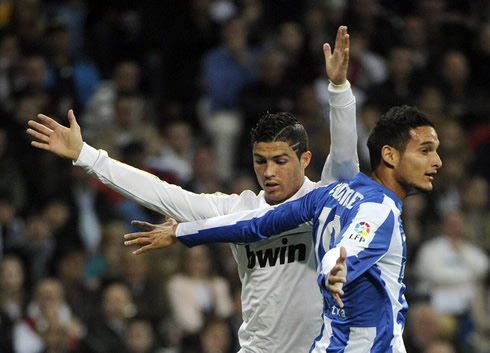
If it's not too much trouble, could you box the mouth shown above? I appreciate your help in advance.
[425,172,437,181]
[264,181,280,191]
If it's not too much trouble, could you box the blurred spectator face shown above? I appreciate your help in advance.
[278,22,304,55]
[192,146,216,179]
[41,321,71,353]
[115,95,136,129]
[164,121,192,155]
[360,104,381,131]
[441,51,469,85]
[122,251,148,283]
[21,55,47,88]
[35,278,64,313]
[387,47,412,79]
[200,318,231,353]
[46,23,71,55]
[258,50,285,84]
[478,22,490,53]
[58,250,86,284]
[222,17,247,52]
[417,86,443,118]
[351,0,377,18]
[126,320,155,353]
[0,197,15,224]
[441,210,466,240]
[114,61,140,93]
[25,214,51,244]
[0,34,20,67]
[408,303,441,347]
[185,246,212,278]
[401,16,426,48]
[461,177,488,212]
[0,256,24,292]
[348,32,367,59]
[436,154,465,187]
[14,0,42,26]
[438,120,466,152]
[103,283,136,320]
[15,93,46,124]
[42,199,70,231]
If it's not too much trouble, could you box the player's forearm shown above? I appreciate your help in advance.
[321,81,359,184]
[176,198,310,247]
[74,143,227,221]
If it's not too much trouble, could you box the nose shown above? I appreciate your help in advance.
[264,161,276,177]
[433,152,443,169]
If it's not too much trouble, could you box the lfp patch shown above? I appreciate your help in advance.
[347,221,372,244]
[354,222,370,236]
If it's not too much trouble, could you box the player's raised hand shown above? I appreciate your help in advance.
[124,217,179,255]
[327,246,347,308]
[27,109,84,161]
[324,25,350,85]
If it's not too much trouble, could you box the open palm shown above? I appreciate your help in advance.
[27,109,84,161]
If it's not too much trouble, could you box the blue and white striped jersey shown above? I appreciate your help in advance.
[177,172,408,353]
[75,81,357,353]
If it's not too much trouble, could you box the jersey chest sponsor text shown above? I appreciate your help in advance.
[245,237,307,268]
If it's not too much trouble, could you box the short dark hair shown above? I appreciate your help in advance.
[367,105,434,171]
[250,112,309,159]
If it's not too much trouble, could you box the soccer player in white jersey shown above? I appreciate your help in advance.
[154,105,443,353]
[27,26,358,353]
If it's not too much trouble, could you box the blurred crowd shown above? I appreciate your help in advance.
[0,0,489,352]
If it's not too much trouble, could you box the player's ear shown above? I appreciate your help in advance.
[300,151,312,168]
[380,145,398,169]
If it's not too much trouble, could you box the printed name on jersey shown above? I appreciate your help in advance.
[329,182,364,209]
[331,305,346,318]
[245,237,306,268]
[347,220,374,245]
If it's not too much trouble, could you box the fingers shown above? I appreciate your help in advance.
[30,140,50,151]
[27,120,53,136]
[130,220,155,231]
[37,113,60,130]
[67,109,79,128]
[132,245,153,255]
[26,127,50,142]
[339,246,347,261]
[123,235,150,245]
[332,293,344,308]
[323,43,332,61]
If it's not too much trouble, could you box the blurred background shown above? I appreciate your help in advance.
[0,0,489,352]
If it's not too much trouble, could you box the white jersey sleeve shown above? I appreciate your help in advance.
[74,143,240,221]
[320,81,358,185]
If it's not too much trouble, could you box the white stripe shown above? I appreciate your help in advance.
[345,327,376,353]
[310,317,332,353]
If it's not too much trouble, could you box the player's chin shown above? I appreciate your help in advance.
[414,182,433,194]
[404,181,433,196]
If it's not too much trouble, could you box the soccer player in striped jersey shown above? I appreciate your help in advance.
[154,105,442,353]
[27,27,358,353]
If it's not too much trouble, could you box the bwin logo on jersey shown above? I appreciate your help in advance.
[245,238,306,268]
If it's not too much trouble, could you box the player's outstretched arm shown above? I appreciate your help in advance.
[124,218,178,255]
[324,25,349,85]
[27,109,84,161]
[327,246,347,308]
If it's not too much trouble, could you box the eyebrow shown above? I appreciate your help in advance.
[419,140,439,148]
[253,152,291,159]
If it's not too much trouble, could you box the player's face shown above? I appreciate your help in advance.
[253,141,311,205]
[394,126,442,195]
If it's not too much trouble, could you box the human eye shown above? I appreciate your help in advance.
[254,158,266,164]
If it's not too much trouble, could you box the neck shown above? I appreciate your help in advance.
[370,170,407,200]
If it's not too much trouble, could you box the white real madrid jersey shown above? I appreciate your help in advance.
[74,82,357,353]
